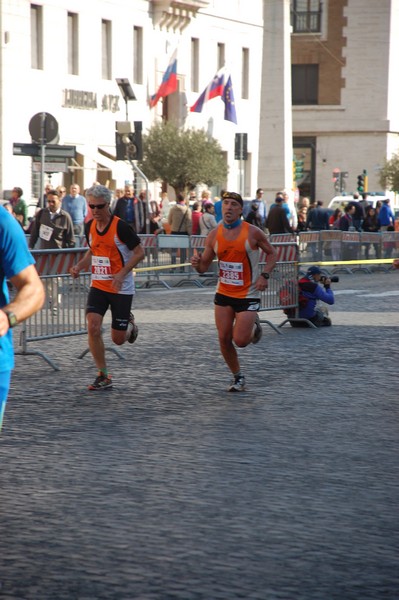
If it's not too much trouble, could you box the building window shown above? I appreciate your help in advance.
[291,0,322,33]
[133,26,143,84]
[191,38,199,92]
[292,64,318,104]
[31,4,43,70]
[67,13,79,75]
[242,48,249,99]
[102,19,112,80]
[217,43,225,70]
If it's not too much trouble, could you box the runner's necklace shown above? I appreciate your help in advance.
[223,218,242,230]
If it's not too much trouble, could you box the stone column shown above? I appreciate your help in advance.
[258,0,293,213]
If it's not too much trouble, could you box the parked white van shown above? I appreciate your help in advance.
[328,195,391,213]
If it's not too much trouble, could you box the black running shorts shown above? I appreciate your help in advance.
[86,287,133,330]
[214,293,260,313]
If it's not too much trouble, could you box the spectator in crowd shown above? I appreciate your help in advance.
[296,207,308,232]
[0,204,44,431]
[306,200,329,231]
[62,184,87,236]
[266,196,293,235]
[191,191,277,392]
[113,184,144,234]
[200,201,217,235]
[56,186,67,201]
[337,204,357,260]
[214,193,224,223]
[347,198,365,231]
[337,204,356,231]
[168,193,192,268]
[329,208,342,228]
[383,225,396,258]
[159,192,172,233]
[378,199,395,231]
[200,190,212,211]
[29,189,75,250]
[359,193,371,216]
[69,185,144,391]
[247,189,266,226]
[191,201,202,235]
[361,205,380,259]
[245,202,264,230]
[289,266,335,327]
[10,187,28,229]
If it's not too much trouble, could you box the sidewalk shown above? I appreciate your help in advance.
[1,271,398,599]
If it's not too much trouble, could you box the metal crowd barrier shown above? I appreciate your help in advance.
[298,230,399,272]
[15,230,399,369]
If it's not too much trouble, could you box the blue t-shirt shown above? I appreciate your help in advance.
[0,207,35,372]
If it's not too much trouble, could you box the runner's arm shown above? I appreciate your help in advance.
[254,229,277,291]
[70,249,92,278]
[190,230,217,273]
[0,265,45,336]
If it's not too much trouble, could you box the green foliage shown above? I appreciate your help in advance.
[138,121,228,194]
[379,153,399,193]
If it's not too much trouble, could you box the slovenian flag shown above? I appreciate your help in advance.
[150,53,178,108]
[190,69,226,113]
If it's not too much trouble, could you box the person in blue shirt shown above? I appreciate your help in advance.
[61,183,88,236]
[0,206,44,431]
[290,266,335,327]
[377,199,395,231]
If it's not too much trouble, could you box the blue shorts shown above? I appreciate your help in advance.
[0,370,12,432]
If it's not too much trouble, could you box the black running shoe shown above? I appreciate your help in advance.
[228,375,246,392]
[88,374,112,391]
[127,312,139,344]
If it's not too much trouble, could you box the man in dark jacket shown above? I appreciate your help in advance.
[29,189,75,250]
[305,200,329,231]
[266,197,293,234]
[113,184,144,233]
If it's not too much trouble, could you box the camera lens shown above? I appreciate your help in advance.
[330,276,339,283]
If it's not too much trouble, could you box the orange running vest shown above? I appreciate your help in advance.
[213,222,260,299]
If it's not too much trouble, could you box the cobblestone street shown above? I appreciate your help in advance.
[1,271,398,599]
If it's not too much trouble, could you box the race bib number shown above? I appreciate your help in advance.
[219,261,244,286]
[39,224,53,241]
[92,256,112,280]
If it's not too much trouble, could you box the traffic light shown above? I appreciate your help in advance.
[115,121,143,161]
[357,173,365,192]
[293,158,304,182]
[362,169,368,193]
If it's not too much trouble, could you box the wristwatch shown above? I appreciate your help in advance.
[3,310,18,328]
[260,272,270,280]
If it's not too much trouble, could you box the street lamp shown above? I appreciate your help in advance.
[115,78,136,120]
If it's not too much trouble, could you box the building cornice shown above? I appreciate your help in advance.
[151,0,210,31]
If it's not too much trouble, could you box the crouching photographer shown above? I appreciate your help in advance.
[292,266,337,327]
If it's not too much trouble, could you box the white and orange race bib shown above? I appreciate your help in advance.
[92,256,112,280]
[219,260,244,286]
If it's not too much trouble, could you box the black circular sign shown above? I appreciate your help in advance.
[29,112,59,144]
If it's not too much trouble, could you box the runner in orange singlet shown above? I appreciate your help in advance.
[70,185,144,391]
[191,191,277,392]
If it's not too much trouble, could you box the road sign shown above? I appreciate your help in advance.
[29,112,59,144]
[234,133,248,160]
[13,143,76,159]
[32,160,68,173]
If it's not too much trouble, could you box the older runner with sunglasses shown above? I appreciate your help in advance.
[70,185,144,391]
[191,191,277,392]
